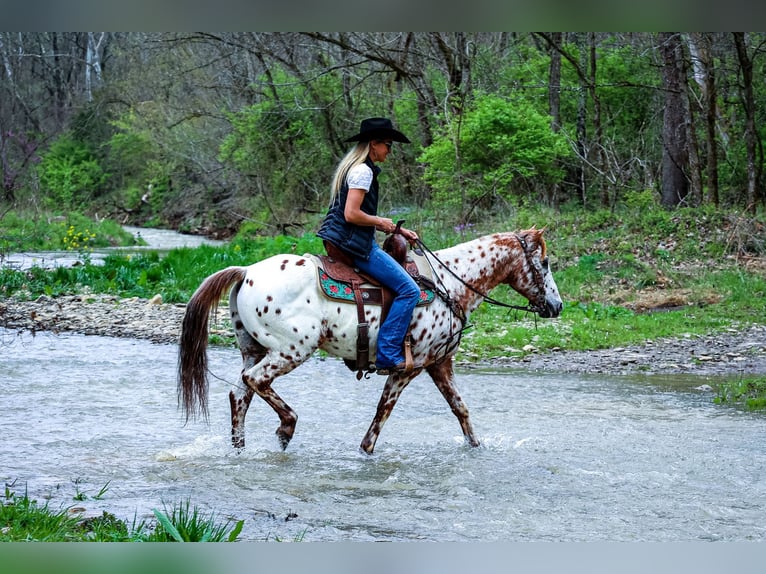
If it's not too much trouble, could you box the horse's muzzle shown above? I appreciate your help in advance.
[538,300,563,319]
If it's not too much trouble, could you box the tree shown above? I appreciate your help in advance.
[733,32,761,212]
[687,32,720,206]
[659,32,690,208]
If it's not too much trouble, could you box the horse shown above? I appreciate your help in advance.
[177,228,562,454]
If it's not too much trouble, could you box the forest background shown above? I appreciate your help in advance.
[1,31,764,237]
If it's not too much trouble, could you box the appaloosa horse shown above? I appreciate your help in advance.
[178,228,562,454]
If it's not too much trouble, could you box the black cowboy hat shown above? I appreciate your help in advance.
[345,117,411,143]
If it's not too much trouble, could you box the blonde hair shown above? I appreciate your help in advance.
[330,141,371,201]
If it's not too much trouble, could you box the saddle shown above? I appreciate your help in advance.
[311,233,435,379]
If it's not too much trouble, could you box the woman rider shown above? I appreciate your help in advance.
[317,117,420,375]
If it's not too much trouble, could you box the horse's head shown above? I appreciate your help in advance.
[505,228,563,318]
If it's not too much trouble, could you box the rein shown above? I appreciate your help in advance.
[414,236,538,314]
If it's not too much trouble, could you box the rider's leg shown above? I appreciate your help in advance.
[354,243,420,369]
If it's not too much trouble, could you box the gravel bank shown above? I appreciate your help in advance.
[2,294,765,376]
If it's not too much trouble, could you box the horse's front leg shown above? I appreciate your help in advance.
[426,357,480,448]
[360,374,414,454]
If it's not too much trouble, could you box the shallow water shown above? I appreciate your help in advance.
[1,226,224,270]
[1,327,765,541]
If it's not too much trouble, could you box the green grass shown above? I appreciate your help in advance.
[0,484,244,542]
[0,209,139,253]
[715,376,766,410]
[147,500,244,542]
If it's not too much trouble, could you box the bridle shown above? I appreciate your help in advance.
[415,233,547,316]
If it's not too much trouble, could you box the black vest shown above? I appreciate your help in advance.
[317,159,380,261]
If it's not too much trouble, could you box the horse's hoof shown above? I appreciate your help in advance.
[276,430,291,450]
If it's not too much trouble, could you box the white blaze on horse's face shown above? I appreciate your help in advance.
[508,231,563,319]
[535,252,563,318]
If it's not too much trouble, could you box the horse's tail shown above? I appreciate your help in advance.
[178,266,247,423]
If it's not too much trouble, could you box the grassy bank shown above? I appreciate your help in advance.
[0,483,243,542]
[3,203,765,361]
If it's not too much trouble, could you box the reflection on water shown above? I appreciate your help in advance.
[1,327,765,541]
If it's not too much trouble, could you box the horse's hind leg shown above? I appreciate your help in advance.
[241,350,307,451]
[230,325,266,450]
[426,357,480,448]
[230,384,255,451]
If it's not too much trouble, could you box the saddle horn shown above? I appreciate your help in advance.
[383,220,408,265]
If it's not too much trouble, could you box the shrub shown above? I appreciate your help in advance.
[37,135,107,212]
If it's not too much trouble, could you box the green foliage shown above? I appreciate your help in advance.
[0,484,243,542]
[0,487,83,542]
[105,109,176,215]
[0,210,138,257]
[37,135,107,211]
[219,68,335,225]
[0,231,324,303]
[715,376,766,410]
[148,500,244,542]
[418,94,571,213]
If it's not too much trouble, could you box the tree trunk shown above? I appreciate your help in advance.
[687,33,720,206]
[733,32,758,212]
[589,33,608,207]
[547,32,563,208]
[681,39,703,207]
[659,32,689,208]
[85,32,104,103]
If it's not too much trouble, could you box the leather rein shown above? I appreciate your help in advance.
[414,234,542,315]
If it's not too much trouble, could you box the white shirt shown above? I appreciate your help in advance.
[346,163,373,191]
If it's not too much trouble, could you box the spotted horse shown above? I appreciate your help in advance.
[177,228,562,454]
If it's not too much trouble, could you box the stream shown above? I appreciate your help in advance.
[1,327,764,541]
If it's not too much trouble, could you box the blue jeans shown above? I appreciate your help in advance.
[354,243,420,367]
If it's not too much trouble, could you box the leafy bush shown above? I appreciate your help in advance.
[418,94,571,213]
[37,135,107,211]
[219,68,335,225]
